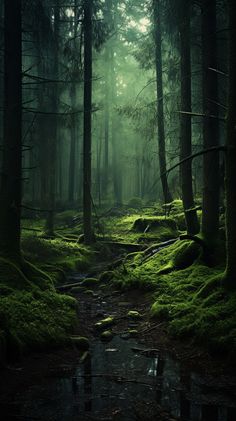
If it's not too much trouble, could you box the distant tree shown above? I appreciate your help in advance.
[0,0,22,258]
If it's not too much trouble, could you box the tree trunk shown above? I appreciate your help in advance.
[225,0,236,285]
[179,0,199,235]
[153,0,172,204]
[68,85,77,204]
[0,0,22,258]
[103,45,110,199]
[45,1,59,236]
[83,0,94,243]
[201,0,220,244]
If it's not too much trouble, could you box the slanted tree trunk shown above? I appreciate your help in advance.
[153,0,172,204]
[225,0,236,285]
[83,0,94,243]
[201,0,220,244]
[179,0,199,235]
[0,0,22,258]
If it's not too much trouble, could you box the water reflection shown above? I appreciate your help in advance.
[7,335,236,421]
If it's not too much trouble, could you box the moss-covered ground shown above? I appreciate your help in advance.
[109,235,236,354]
[0,212,93,362]
[1,200,231,362]
[94,200,235,355]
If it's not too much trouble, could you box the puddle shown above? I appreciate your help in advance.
[3,280,236,421]
[6,334,236,421]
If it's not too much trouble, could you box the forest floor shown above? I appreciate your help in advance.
[1,202,236,420]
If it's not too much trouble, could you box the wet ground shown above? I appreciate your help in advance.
[1,272,236,421]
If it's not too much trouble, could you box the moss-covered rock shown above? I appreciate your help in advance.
[95,316,115,331]
[132,216,177,233]
[100,330,113,341]
[127,310,142,319]
[128,329,138,336]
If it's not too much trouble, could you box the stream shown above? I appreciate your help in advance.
[2,271,236,421]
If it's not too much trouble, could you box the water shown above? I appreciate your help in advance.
[3,274,236,421]
[7,334,236,421]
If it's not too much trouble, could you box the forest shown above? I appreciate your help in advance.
[0,0,236,420]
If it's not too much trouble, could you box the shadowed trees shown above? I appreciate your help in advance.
[224,0,236,286]
[0,0,22,258]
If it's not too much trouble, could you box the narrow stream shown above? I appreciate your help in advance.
[7,273,236,421]
[11,333,236,420]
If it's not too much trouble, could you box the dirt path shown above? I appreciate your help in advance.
[1,270,236,421]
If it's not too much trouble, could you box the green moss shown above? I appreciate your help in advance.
[21,235,91,273]
[0,289,77,353]
[100,330,113,341]
[110,235,236,353]
[95,316,115,331]
[127,310,142,319]
[128,329,138,336]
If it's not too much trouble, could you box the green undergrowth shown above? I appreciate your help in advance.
[103,213,179,244]
[0,221,92,361]
[0,257,77,361]
[111,239,236,354]
[21,235,91,276]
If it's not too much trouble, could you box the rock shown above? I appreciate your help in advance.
[128,329,138,336]
[95,316,115,331]
[120,332,130,340]
[100,330,113,342]
[70,336,90,350]
[127,310,142,319]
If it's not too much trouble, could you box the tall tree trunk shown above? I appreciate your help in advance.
[68,85,77,204]
[45,1,59,236]
[201,0,220,244]
[0,0,22,258]
[179,0,199,235]
[103,45,110,200]
[83,0,94,243]
[225,0,236,285]
[110,49,122,206]
[153,0,172,204]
